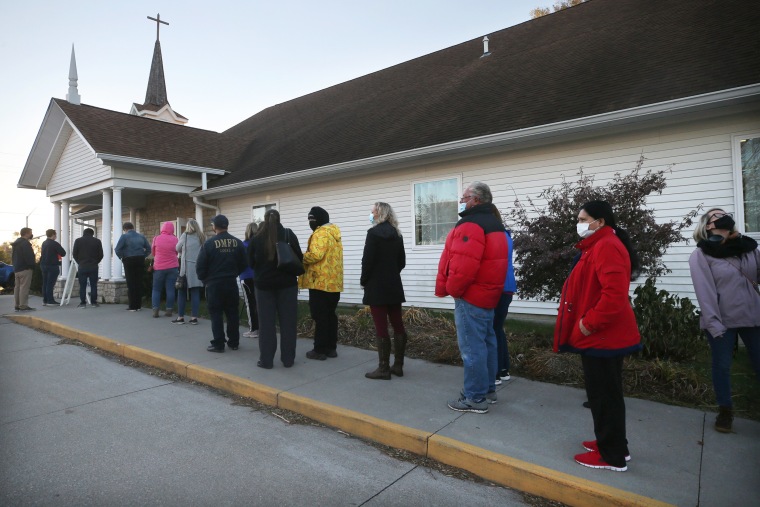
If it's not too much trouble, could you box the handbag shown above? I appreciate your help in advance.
[276,228,305,276]
[175,233,188,289]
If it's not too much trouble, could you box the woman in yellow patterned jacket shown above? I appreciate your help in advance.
[300,206,344,360]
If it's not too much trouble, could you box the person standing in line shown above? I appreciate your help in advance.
[172,218,206,325]
[689,208,760,433]
[300,206,344,360]
[240,222,259,338]
[114,222,151,311]
[247,209,303,369]
[362,202,408,380]
[196,215,247,353]
[436,182,507,413]
[72,228,103,308]
[12,227,37,312]
[555,200,641,473]
[150,222,179,318]
[40,229,66,306]
[490,205,516,385]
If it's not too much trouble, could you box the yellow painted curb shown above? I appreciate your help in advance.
[427,435,673,507]
[6,316,125,355]
[278,392,430,456]
[121,345,190,377]
[186,364,280,406]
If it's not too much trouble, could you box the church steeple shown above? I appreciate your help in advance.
[130,13,187,125]
[66,44,81,105]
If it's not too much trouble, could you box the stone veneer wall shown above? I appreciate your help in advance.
[54,279,128,304]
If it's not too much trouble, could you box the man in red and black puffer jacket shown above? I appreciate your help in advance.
[436,181,508,414]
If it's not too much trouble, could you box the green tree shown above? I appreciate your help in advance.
[506,155,701,301]
[530,0,587,19]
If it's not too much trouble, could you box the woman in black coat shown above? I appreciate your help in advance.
[361,202,407,380]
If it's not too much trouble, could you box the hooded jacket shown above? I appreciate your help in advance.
[299,223,343,292]
[11,236,35,272]
[72,231,104,270]
[554,226,641,356]
[361,221,406,305]
[40,238,66,266]
[435,203,508,309]
[151,222,179,270]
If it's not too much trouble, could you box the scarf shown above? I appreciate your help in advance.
[697,234,758,259]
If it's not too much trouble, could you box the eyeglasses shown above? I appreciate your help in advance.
[707,212,732,225]
[460,194,476,203]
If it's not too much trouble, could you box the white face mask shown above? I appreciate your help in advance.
[458,202,467,214]
[369,213,375,224]
[576,219,599,238]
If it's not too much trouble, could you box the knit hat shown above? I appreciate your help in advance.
[308,207,329,228]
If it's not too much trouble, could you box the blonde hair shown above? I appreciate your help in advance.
[693,208,738,242]
[373,202,402,237]
[185,218,207,244]
[245,222,258,241]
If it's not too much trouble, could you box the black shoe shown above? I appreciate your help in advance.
[77,303,86,309]
[283,361,294,368]
[206,345,225,353]
[228,344,239,350]
[91,303,100,308]
[326,350,338,358]
[50,300,60,305]
[257,360,273,369]
[306,349,327,360]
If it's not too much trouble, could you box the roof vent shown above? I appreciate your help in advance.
[481,36,491,58]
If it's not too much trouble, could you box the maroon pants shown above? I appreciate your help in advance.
[370,304,405,338]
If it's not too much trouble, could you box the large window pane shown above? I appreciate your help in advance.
[414,178,458,245]
[740,137,759,233]
[252,203,277,225]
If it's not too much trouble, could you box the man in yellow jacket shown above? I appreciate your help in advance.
[300,206,344,360]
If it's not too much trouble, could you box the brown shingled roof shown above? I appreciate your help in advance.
[54,99,248,170]
[214,0,760,188]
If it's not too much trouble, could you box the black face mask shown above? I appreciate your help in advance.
[712,215,735,231]
[309,221,318,231]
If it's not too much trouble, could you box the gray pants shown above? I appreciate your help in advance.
[255,285,298,367]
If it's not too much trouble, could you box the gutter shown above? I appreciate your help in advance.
[95,154,228,175]
[192,83,760,198]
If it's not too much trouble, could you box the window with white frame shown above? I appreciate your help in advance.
[413,177,459,245]
[252,203,277,225]
[734,134,760,239]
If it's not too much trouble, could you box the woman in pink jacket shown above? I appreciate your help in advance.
[151,221,179,318]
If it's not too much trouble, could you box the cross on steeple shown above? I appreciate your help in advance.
[147,13,169,41]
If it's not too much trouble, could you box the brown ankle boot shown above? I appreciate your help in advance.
[390,332,407,377]
[365,337,391,380]
[715,406,733,433]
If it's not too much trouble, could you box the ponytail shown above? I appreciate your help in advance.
[581,200,640,281]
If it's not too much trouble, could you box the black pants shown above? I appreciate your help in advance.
[256,285,298,367]
[241,278,259,332]
[309,289,340,354]
[122,256,145,310]
[581,354,629,467]
[206,278,240,349]
[78,267,99,304]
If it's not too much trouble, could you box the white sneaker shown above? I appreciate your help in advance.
[251,330,259,338]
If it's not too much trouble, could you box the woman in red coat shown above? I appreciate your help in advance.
[554,200,641,472]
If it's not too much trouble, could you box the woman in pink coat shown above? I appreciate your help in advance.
[151,221,179,318]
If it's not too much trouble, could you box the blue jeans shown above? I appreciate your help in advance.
[454,298,497,401]
[706,327,760,407]
[40,264,59,303]
[77,267,99,304]
[177,286,201,318]
[493,293,513,374]
[152,268,178,311]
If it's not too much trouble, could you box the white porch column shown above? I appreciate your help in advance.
[195,204,203,226]
[60,201,71,279]
[102,189,112,280]
[53,202,62,239]
[129,207,136,226]
[111,187,124,280]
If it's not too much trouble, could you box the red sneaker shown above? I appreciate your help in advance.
[574,450,627,472]
[582,440,631,462]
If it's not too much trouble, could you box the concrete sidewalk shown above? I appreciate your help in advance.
[3,295,758,507]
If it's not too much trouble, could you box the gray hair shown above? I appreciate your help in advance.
[693,208,737,241]
[185,218,207,244]
[467,181,492,204]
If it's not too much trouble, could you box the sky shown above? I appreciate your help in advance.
[0,0,542,243]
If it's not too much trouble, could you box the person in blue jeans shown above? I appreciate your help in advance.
[435,181,508,414]
[173,219,206,325]
[40,229,66,305]
[490,204,516,385]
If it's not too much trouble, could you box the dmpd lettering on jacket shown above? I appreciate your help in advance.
[214,237,239,252]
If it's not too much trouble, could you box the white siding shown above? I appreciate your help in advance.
[217,111,760,315]
[47,132,110,196]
